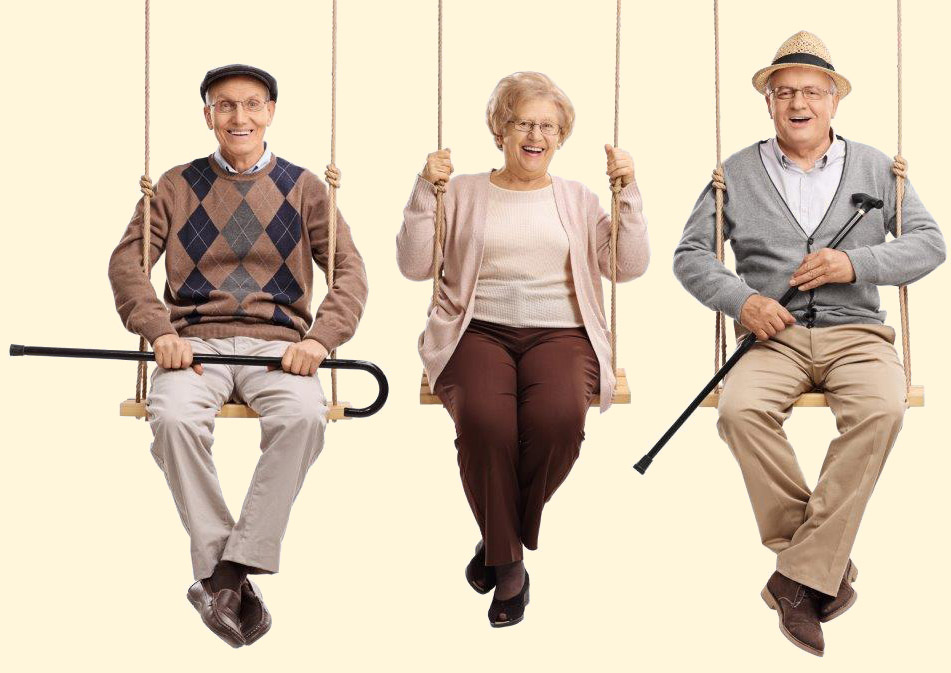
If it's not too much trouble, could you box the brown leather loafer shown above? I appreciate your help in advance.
[466,541,496,595]
[761,572,824,657]
[186,579,244,648]
[239,579,272,645]
[818,559,858,623]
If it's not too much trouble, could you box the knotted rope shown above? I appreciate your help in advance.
[431,0,446,308]
[325,0,341,408]
[712,0,727,375]
[609,0,622,375]
[894,0,912,392]
[135,0,153,404]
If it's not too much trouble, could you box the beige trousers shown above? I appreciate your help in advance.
[147,337,327,580]
[717,324,907,596]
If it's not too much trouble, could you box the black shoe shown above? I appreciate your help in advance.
[465,541,496,595]
[488,571,530,628]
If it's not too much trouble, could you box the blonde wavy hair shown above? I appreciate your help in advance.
[486,71,575,150]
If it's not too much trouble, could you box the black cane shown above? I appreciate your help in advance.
[8,345,389,418]
[634,192,884,474]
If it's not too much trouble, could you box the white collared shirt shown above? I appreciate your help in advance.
[759,134,845,235]
[213,143,272,175]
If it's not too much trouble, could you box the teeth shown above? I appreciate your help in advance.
[229,130,252,135]
[522,146,544,153]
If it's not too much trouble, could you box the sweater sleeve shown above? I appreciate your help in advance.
[396,174,440,281]
[673,181,758,321]
[595,180,650,281]
[303,176,369,352]
[845,177,946,285]
[107,174,177,345]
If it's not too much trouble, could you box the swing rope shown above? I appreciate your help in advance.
[431,0,446,308]
[712,0,727,376]
[894,0,912,393]
[609,0,621,375]
[325,0,341,407]
[135,0,153,404]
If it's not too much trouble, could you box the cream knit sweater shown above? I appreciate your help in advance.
[473,183,583,327]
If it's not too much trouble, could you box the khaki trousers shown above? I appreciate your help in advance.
[717,324,906,596]
[147,337,327,580]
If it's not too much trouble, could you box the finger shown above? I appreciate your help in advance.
[192,364,204,375]
[155,349,168,369]
[604,143,614,156]
[756,328,769,341]
[800,274,829,291]
[780,308,796,324]
[170,344,183,370]
[291,352,305,376]
[307,359,319,376]
[281,349,294,372]
[768,315,786,333]
[181,347,193,369]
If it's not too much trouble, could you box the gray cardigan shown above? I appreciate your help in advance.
[674,138,945,326]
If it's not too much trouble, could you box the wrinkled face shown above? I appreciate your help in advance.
[498,97,563,180]
[203,75,275,162]
[766,66,839,152]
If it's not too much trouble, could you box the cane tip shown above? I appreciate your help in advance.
[9,344,25,356]
[633,455,653,475]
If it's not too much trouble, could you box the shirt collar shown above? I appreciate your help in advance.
[771,130,843,171]
[213,143,272,175]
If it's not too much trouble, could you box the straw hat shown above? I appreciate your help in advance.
[752,31,851,98]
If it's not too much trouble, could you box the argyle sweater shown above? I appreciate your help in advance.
[109,154,367,349]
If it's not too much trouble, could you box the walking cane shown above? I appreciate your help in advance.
[8,345,389,418]
[634,192,884,474]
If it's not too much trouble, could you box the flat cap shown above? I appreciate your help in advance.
[200,64,278,102]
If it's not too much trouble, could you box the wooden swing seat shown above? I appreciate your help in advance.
[120,399,351,421]
[419,368,631,406]
[699,385,924,408]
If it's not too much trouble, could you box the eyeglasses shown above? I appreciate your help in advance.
[767,86,834,101]
[508,119,561,136]
[209,97,270,114]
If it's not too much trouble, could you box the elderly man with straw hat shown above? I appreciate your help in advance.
[673,32,944,656]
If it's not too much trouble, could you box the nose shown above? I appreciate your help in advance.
[527,124,543,141]
[233,104,248,123]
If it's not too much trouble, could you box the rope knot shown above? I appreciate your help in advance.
[892,155,908,179]
[611,178,623,195]
[139,175,155,198]
[434,180,447,194]
[711,166,727,192]
[324,164,341,188]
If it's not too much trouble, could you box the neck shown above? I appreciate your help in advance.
[491,167,551,191]
[219,145,265,173]
[776,132,833,172]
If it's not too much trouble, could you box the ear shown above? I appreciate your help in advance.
[764,94,774,119]
[830,94,840,119]
[204,105,214,130]
[495,134,503,150]
[266,100,276,127]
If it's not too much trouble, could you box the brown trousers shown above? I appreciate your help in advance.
[434,320,600,566]
[717,324,906,596]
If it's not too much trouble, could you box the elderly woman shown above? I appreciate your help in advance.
[397,71,649,627]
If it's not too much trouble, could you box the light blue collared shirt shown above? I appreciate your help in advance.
[760,133,845,236]
[213,142,272,175]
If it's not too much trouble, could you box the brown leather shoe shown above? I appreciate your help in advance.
[818,560,858,623]
[761,572,825,657]
[186,579,244,648]
[239,579,272,645]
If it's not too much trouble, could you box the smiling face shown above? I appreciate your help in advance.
[203,75,275,170]
[766,66,839,157]
[498,97,563,183]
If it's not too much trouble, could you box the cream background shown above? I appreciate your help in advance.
[1,0,947,670]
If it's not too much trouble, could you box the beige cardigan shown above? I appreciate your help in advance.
[397,172,649,412]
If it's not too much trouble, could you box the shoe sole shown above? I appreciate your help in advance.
[489,591,530,628]
[819,562,859,623]
[761,588,823,657]
[187,591,244,648]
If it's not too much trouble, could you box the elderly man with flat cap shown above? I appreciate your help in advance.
[674,32,944,656]
[108,64,368,647]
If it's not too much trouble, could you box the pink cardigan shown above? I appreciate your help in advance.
[397,172,649,412]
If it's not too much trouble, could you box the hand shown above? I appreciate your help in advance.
[604,144,634,187]
[740,294,796,341]
[421,148,453,185]
[789,248,855,290]
[280,339,329,376]
[153,334,202,374]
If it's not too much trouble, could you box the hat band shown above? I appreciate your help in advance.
[772,52,835,72]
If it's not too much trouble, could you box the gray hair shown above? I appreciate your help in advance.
[486,71,575,150]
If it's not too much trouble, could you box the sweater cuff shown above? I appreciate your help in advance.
[723,286,759,322]
[411,174,438,211]
[304,327,338,353]
[618,180,644,215]
[844,246,878,284]
[142,318,177,346]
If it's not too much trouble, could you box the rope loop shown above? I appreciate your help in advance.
[891,155,908,179]
[434,180,447,194]
[610,178,623,195]
[711,166,726,192]
[324,164,341,189]
[139,175,154,198]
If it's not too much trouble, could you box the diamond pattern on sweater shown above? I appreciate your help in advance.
[266,200,302,259]
[269,157,305,197]
[263,263,303,305]
[182,158,217,201]
[178,204,218,264]
[179,267,214,303]
[221,264,260,304]
[272,306,294,328]
[222,200,263,259]
[234,180,254,197]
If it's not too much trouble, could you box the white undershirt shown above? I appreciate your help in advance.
[472,183,583,328]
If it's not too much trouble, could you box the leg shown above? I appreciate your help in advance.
[147,337,235,580]
[515,327,599,552]
[220,337,329,574]
[778,325,906,596]
[717,328,815,553]
[433,326,521,566]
